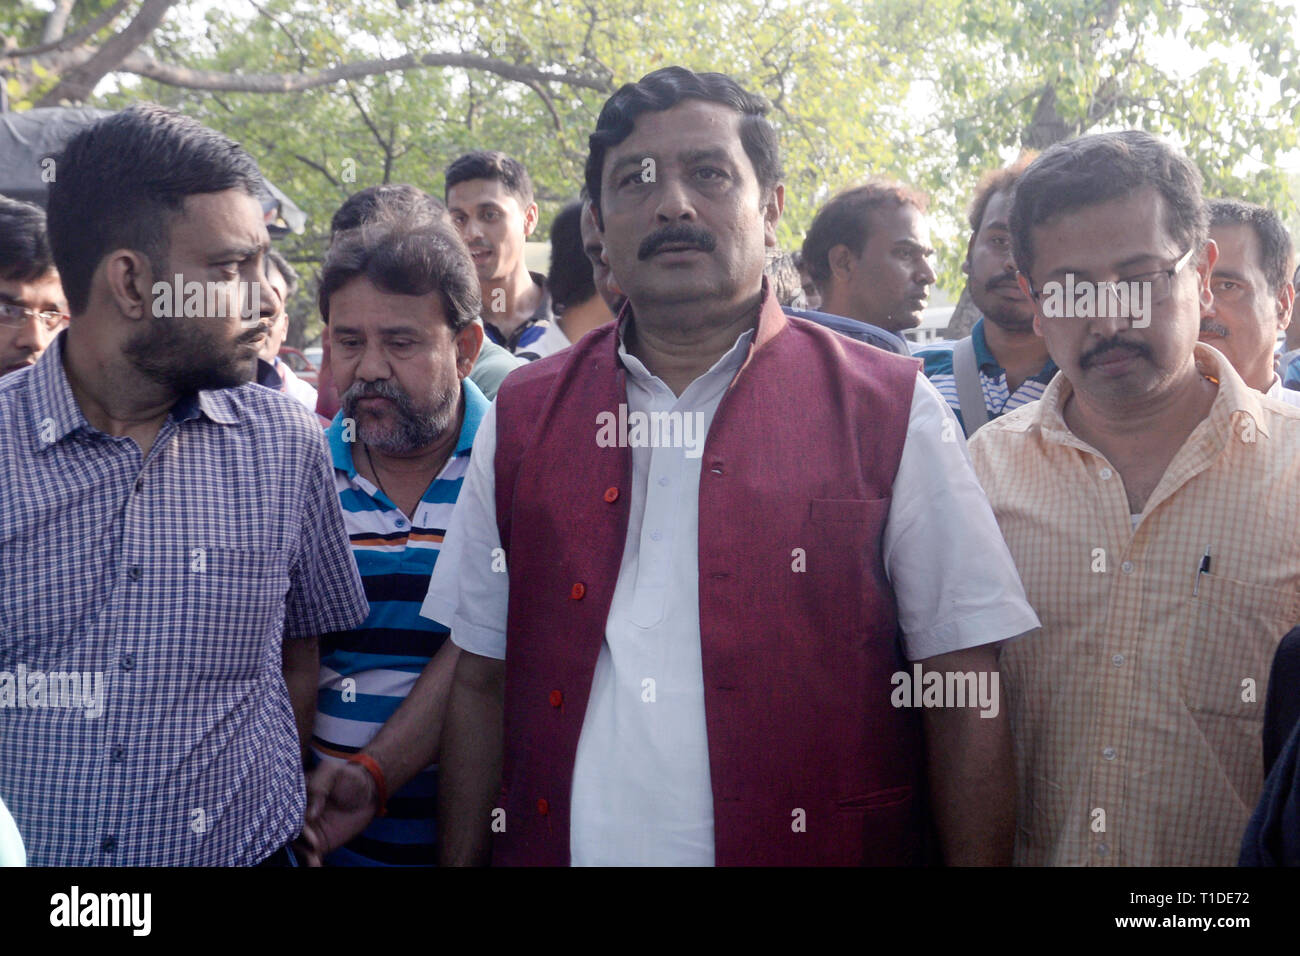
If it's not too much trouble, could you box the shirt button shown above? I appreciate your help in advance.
[1099,467,1113,480]
[658,476,669,487]
[110,745,125,762]
[101,836,117,853]
[650,530,662,541]
[1112,653,1124,667]
[1096,843,1110,855]
[548,690,563,708]
[134,477,144,493]
[120,653,135,671]
[396,518,406,528]
[603,486,619,503]
[570,582,586,600]
[536,798,549,816]
[126,566,142,582]
[1102,746,1117,760]
[1121,561,1134,574]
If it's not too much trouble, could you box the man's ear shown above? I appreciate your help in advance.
[762,183,785,249]
[103,249,158,322]
[1277,282,1296,331]
[828,243,856,282]
[455,319,484,378]
[1197,239,1219,313]
[1016,272,1045,336]
[522,201,539,239]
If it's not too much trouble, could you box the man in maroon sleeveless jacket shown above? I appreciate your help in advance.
[424,67,1040,866]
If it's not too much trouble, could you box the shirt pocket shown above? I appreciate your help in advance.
[184,546,291,682]
[1178,572,1298,719]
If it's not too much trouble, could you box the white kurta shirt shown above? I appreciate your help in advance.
[422,329,1040,866]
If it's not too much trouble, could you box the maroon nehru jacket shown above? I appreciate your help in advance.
[492,288,930,865]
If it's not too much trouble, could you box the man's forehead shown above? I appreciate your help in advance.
[978,190,1014,232]
[869,202,930,242]
[1209,223,1259,268]
[175,189,268,250]
[1033,189,1177,266]
[605,100,746,166]
[0,271,64,305]
[446,178,517,210]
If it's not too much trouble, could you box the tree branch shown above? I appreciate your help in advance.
[247,0,312,70]
[6,0,132,58]
[524,78,562,130]
[41,0,80,45]
[116,49,613,94]
[292,152,339,187]
[36,0,179,105]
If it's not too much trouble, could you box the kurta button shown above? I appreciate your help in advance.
[537,798,549,815]
[603,486,619,503]
[570,582,586,600]
[549,690,563,708]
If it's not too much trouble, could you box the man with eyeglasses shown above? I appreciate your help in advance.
[1199,199,1298,406]
[0,198,67,378]
[967,130,1300,866]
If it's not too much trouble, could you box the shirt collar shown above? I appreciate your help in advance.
[1011,342,1271,446]
[28,331,237,454]
[972,316,1058,381]
[614,278,787,389]
[327,376,489,475]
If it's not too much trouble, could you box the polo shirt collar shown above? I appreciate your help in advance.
[971,316,1058,382]
[327,376,489,475]
[28,331,237,454]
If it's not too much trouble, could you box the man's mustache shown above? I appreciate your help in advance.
[1080,337,1152,369]
[986,272,1024,294]
[1200,320,1230,337]
[638,224,717,260]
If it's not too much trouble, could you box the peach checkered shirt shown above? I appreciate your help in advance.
[970,344,1300,866]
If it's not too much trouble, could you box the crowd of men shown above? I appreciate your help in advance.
[2,63,1300,868]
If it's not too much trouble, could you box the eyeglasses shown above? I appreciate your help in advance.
[0,303,69,330]
[1027,246,1198,306]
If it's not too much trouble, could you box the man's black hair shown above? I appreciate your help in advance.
[0,197,56,282]
[330,184,446,240]
[1206,198,1295,294]
[319,212,480,332]
[443,151,534,209]
[1010,130,1206,282]
[584,66,782,223]
[46,103,264,315]
[801,179,929,285]
[547,200,597,311]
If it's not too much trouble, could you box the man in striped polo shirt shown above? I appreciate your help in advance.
[917,156,1056,437]
[295,210,487,866]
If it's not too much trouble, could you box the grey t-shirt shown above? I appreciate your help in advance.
[469,330,526,400]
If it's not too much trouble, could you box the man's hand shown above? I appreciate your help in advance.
[295,759,380,867]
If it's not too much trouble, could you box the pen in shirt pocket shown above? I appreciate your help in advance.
[1193,545,1212,597]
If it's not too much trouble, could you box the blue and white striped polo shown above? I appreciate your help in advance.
[312,377,487,866]
[916,316,1058,433]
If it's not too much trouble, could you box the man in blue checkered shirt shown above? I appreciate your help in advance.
[0,105,368,866]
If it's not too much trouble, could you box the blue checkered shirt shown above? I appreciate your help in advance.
[0,333,369,865]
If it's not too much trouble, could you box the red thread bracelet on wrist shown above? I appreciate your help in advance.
[347,752,389,818]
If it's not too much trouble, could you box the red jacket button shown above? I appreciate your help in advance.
[537,798,549,815]
[549,690,563,708]
[603,486,619,503]
[570,582,586,600]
